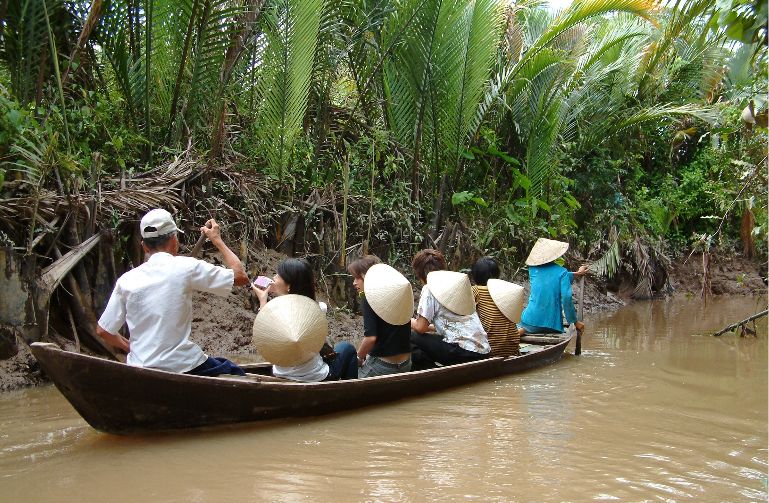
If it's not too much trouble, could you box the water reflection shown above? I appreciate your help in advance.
[0,296,766,501]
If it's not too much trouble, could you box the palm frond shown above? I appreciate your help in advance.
[522,0,658,72]
[589,238,621,277]
[476,0,658,139]
[256,0,324,175]
[95,0,146,125]
[1,0,66,104]
[382,0,441,150]
[184,1,247,132]
[614,102,719,130]
[439,0,506,169]
[635,0,718,98]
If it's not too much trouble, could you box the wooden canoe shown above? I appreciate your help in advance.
[30,334,572,435]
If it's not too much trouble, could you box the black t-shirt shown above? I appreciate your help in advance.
[361,297,411,357]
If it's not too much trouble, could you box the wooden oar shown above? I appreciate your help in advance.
[189,221,213,258]
[575,275,585,355]
[189,232,207,258]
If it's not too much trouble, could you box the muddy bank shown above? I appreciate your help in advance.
[668,253,767,296]
[1,250,765,392]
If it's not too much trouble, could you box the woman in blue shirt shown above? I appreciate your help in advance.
[518,238,588,335]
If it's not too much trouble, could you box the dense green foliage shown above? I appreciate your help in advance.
[0,0,766,291]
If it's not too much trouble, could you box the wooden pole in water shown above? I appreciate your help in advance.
[575,275,585,355]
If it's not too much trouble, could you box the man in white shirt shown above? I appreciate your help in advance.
[96,208,250,375]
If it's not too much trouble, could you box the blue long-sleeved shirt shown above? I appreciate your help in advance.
[520,263,578,333]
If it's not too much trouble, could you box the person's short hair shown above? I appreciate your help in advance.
[471,257,500,286]
[277,258,315,300]
[411,249,447,283]
[347,255,381,278]
[142,231,176,251]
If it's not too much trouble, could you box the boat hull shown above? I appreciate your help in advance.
[30,337,571,435]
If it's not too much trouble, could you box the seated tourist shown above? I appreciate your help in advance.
[252,258,357,381]
[96,208,249,376]
[470,257,525,357]
[518,238,588,336]
[348,255,413,378]
[409,249,490,370]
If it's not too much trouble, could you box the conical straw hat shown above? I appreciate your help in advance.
[525,238,569,266]
[486,279,525,322]
[363,263,414,325]
[426,270,475,316]
[251,294,328,366]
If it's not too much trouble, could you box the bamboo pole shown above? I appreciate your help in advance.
[575,275,585,355]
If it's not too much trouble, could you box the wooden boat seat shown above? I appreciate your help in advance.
[520,334,568,344]
[216,374,288,383]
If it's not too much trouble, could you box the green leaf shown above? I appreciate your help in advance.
[452,191,474,206]
[563,193,581,210]
[488,145,519,165]
[512,168,532,191]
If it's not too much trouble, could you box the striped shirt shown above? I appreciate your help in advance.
[472,285,519,357]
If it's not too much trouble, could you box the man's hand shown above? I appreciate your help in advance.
[96,325,130,353]
[201,219,222,243]
[200,218,249,286]
[575,321,585,333]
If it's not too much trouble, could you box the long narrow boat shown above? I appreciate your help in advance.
[30,334,572,435]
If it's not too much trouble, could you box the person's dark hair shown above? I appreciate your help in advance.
[411,249,447,283]
[347,254,381,278]
[277,258,315,300]
[142,232,176,251]
[471,257,500,286]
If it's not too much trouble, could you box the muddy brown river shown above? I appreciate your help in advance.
[0,296,766,501]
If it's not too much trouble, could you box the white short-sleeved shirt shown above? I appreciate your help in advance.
[417,286,491,354]
[98,252,235,372]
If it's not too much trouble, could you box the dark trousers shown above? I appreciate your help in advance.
[186,356,246,377]
[410,331,488,371]
[325,342,358,380]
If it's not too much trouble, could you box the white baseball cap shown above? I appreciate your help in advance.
[140,208,183,238]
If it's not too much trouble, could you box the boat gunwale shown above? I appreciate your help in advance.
[31,336,570,388]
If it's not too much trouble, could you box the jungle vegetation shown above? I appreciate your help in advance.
[0,0,766,305]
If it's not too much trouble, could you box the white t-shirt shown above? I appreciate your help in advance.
[273,353,329,382]
[271,301,330,382]
[417,286,491,354]
[98,252,235,372]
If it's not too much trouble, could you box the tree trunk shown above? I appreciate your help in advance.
[209,0,266,160]
[166,0,201,144]
[429,173,451,244]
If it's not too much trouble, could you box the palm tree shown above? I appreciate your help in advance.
[253,0,324,177]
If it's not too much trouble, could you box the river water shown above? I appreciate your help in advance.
[0,296,766,502]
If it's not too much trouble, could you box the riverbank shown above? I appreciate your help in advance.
[1,251,765,392]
